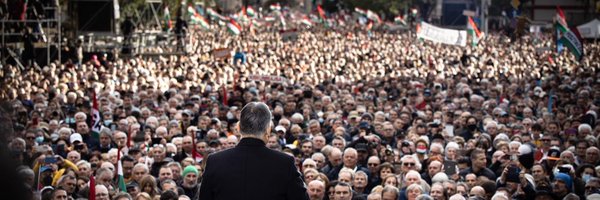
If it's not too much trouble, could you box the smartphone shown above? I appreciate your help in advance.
[444,160,458,176]
[45,156,57,164]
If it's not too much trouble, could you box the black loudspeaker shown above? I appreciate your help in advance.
[76,0,114,32]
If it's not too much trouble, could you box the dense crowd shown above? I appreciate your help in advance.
[1,14,600,200]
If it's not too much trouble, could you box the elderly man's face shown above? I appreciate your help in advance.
[307,181,325,200]
[353,174,367,188]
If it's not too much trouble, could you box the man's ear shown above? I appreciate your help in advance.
[236,122,240,134]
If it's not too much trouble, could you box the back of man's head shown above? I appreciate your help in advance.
[239,102,272,137]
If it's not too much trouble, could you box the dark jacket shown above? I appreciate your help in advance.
[199,138,309,200]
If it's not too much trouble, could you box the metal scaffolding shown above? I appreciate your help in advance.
[1,2,61,68]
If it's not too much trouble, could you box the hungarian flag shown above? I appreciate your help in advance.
[195,15,210,29]
[188,5,209,29]
[207,8,228,21]
[366,10,381,24]
[411,8,418,17]
[227,19,242,35]
[90,90,101,139]
[394,15,406,25]
[354,7,366,16]
[164,6,172,31]
[187,5,196,17]
[555,6,584,60]
[116,148,126,192]
[89,175,96,200]
[270,3,281,11]
[467,16,484,46]
[246,6,256,17]
[317,5,326,22]
[300,16,312,27]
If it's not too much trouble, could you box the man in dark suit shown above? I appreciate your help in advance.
[199,102,309,200]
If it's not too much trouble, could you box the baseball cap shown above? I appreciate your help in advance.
[547,147,561,161]
[70,133,83,144]
[275,125,286,133]
[348,111,360,119]
[182,109,192,116]
[355,143,368,152]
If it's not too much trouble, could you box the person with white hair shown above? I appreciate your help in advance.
[448,194,466,200]
[431,172,449,184]
[579,123,592,135]
[445,142,460,161]
[485,121,498,136]
[491,193,509,200]
[224,135,238,149]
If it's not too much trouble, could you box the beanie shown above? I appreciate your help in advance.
[518,144,535,169]
[182,166,199,177]
[555,173,573,191]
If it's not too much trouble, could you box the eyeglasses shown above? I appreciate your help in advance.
[403,162,415,166]
[368,163,379,167]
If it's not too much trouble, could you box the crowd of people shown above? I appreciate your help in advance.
[1,9,600,200]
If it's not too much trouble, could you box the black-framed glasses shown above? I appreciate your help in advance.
[403,163,415,166]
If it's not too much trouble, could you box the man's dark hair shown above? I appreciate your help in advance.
[50,186,67,199]
[239,102,272,136]
[334,181,353,193]
[470,149,485,160]
[160,190,178,200]
[121,155,135,162]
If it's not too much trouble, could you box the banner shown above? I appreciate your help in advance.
[248,75,287,83]
[280,29,298,42]
[417,22,467,46]
[212,48,232,59]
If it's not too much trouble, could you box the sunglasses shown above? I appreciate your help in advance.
[403,163,415,166]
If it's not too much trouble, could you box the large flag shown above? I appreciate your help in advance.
[117,148,126,192]
[187,5,195,17]
[394,15,407,25]
[270,3,281,11]
[354,7,366,16]
[164,6,172,31]
[300,16,312,27]
[366,10,381,24]
[227,19,242,35]
[207,8,228,21]
[90,90,101,139]
[89,175,96,200]
[317,5,326,21]
[555,6,584,60]
[188,5,209,29]
[467,16,484,46]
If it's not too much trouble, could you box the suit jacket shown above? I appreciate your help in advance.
[199,137,309,200]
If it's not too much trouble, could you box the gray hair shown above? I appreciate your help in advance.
[133,163,149,173]
[18,167,34,178]
[239,102,272,136]
[112,192,132,200]
[355,170,369,180]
